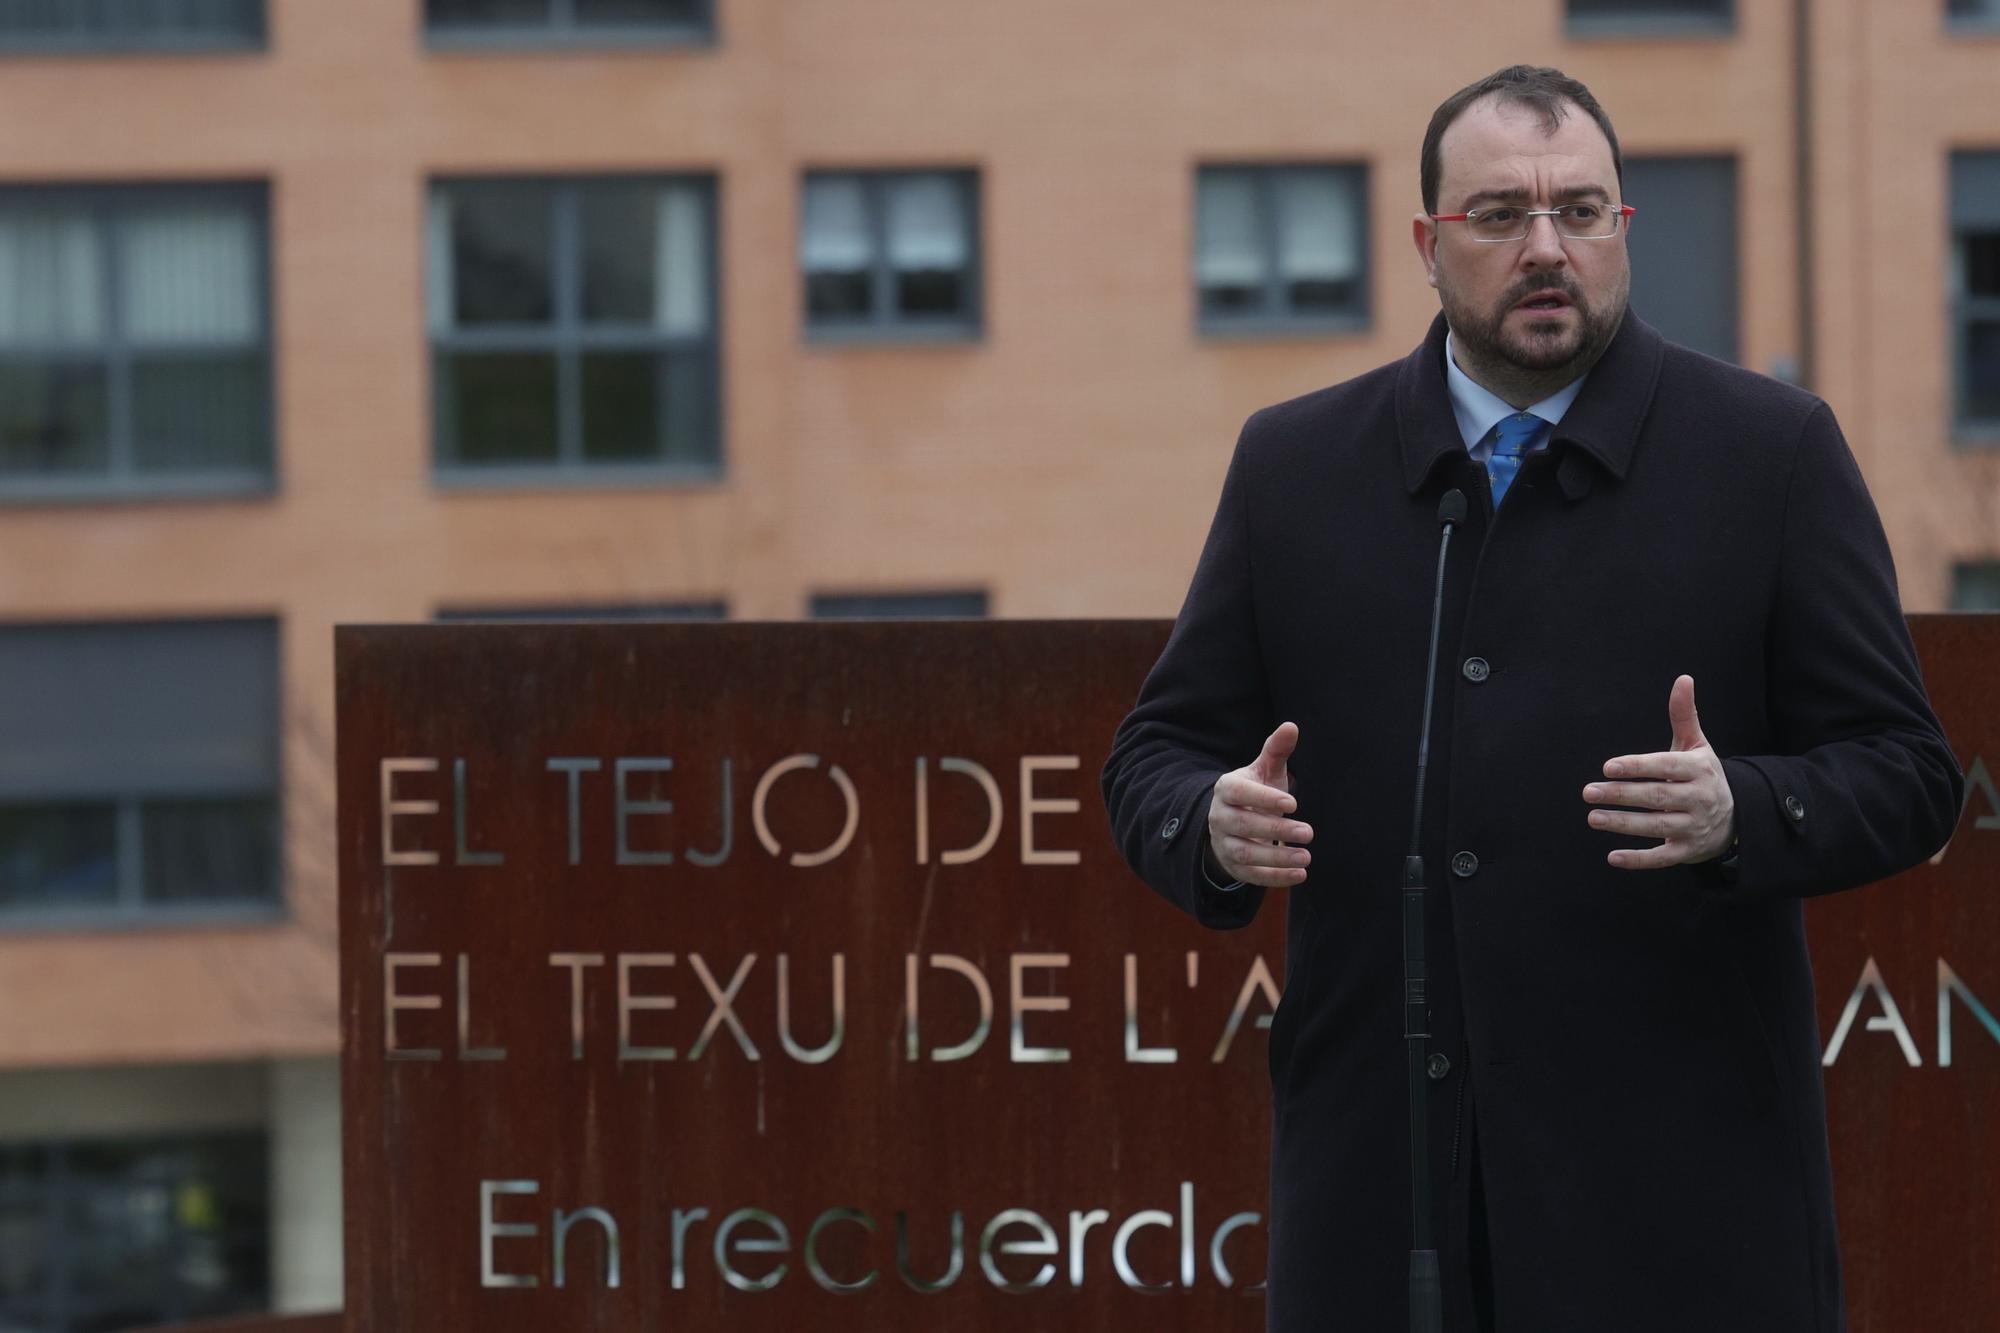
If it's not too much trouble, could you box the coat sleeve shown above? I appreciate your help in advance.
[1101,418,1276,929]
[1713,402,1964,898]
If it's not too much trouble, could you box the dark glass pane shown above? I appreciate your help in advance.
[806,270,872,321]
[1967,320,2000,422]
[0,359,110,476]
[64,1135,268,1324]
[1285,278,1360,315]
[1952,563,2000,612]
[1625,156,1739,362]
[661,349,716,463]
[0,1144,51,1305]
[0,1143,49,1181]
[578,349,715,466]
[141,797,276,904]
[1966,233,2000,299]
[580,352,658,461]
[1199,282,1266,318]
[131,352,268,474]
[1947,0,1996,16]
[0,0,62,33]
[0,803,118,910]
[576,0,702,23]
[436,351,559,464]
[426,0,550,24]
[810,591,988,619]
[119,0,258,34]
[894,268,966,318]
[580,184,656,324]
[0,1196,47,1301]
[0,0,260,37]
[445,183,554,326]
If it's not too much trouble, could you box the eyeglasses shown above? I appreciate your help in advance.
[1429,202,1636,243]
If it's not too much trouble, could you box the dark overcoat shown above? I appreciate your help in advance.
[1101,311,1963,1333]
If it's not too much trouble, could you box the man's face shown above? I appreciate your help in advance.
[1413,95,1630,378]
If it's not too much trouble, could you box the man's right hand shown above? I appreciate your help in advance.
[1204,722,1314,887]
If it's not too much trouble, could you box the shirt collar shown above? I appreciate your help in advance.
[1443,329,1589,452]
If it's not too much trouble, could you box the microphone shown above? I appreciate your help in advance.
[1401,486,1465,1333]
[1410,490,1466,852]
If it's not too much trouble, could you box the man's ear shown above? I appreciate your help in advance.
[1411,213,1440,290]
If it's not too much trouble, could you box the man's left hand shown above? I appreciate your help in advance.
[1583,674,1737,870]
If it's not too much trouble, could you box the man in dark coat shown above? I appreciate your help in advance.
[1101,66,1962,1333]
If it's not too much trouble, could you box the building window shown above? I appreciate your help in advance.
[1954,154,2000,439]
[1952,562,2000,610]
[1566,0,1734,34]
[0,619,280,925]
[437,600,726,620]
[1622,156,1739,363]
[426,0,713,47]
[801,171,981,340]
[0,1131,268,1330]
[0,184,273,498]
[1949,0,2000,31]
[428,176,720,479]
[0,0,263,51]
[810,591,988,618]
[1196,165,1368,333]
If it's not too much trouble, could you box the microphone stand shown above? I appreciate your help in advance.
[1403,488,1465,1333]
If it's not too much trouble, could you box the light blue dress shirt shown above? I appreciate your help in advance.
[1443,329,1589,463]
[1201,331,1591,893]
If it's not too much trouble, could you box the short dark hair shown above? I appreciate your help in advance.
[1420,65,1623,215]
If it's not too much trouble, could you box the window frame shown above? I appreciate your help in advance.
[0,181,276,503]
[0,617,285,933]
[1951,153,2000,445]
[1620,153,1741,364]
[800,169,984,345]
[424,0,716,51]
[1193,161,1372,338]
[428,173,725,488]
[0,796,287,933]
[1954,234,2000,442]
[0,1,265,55]
[1564,0,1735,38]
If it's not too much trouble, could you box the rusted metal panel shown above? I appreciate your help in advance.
[338,621,1276,1330]
[333,618,1998,1330]
[1808,614,2000,1327]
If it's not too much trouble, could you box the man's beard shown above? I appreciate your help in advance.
[1444,274,1623,381]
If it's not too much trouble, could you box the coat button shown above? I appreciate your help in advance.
[1461,656,1491,683]
[1783,796,1805,822]
[1451,850,1479,878]
[1426,1052,1451,1080]
[1161,816,1181,839]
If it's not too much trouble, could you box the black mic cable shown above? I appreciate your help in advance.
[1403,487,1465,1333]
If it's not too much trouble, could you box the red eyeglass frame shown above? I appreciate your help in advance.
[1428,204,1638,231]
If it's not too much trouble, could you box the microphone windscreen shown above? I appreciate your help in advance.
[1437,489,1468,526]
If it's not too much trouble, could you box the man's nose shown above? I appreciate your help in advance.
[1519,212,1567,267]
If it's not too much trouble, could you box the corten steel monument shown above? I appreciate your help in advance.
[197,616,1998,1330]
[337,621,1280,1330]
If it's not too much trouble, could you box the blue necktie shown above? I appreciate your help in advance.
[1487,412,1544,508]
